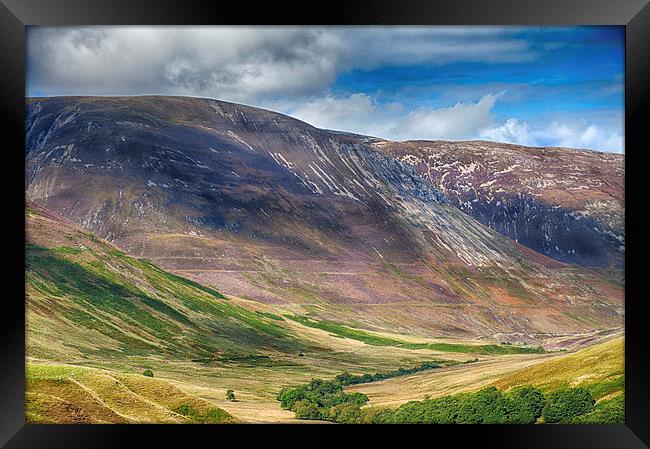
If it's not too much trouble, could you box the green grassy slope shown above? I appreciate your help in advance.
[26,363,235,423]
[285,314,544,355]
[26,206,306,366]
[493,337,624,402]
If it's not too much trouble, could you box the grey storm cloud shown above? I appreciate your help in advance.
[27,26,534,103]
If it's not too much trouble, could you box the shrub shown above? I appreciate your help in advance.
[457,387,507,423]
[335,372,354,384]
[344,392,370,407]
[277,386,307,409]
[386,395,464,424]
[277,379,368,419]
[373,386,545,424]
[510,386,545,418]
[503,385,546,423]
[143,369,154,377]
[327,402,365,423]
[502,396,536,424]
[293,400,323,420]
[365,407,395,424]
[542,388,595,423]
[567,395,624,424]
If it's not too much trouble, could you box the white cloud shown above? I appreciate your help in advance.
[284,93,400,137]
[542,122,624,153]
[337,27,534,67]
[28,27,346,103]
[287,93,500,141]
[289,92,623,153]
[392,94,500,140]
[480,118,534,146]
[480,117,624,153]
[27,26,534,104]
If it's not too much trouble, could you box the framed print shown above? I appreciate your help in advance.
[1,0,649,447]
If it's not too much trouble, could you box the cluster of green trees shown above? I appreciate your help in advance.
[541,387,595,423]
[334,361,451,386]
[279,380,604,424]
[565,395,623,424]
[375,386,547,424]
[277,379,369,420]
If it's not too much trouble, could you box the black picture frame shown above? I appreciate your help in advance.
[1,1,648,447]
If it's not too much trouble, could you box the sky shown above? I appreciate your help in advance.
[27,26,624,153]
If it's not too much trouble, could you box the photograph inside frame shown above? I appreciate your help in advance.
[24,26,624,424]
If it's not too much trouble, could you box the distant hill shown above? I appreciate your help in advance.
[371,139,624,267]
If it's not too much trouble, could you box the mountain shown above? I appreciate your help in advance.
[25,96,623,344]
[369,139,624,268]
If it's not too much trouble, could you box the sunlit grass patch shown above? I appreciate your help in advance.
[285,314,544,355]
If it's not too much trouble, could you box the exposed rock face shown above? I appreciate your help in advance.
[370,140,624,268]
[25,96,624,343]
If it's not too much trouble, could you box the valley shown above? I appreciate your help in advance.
[25,194,623,424]
[26,96,624,343]
[24,96,625,424]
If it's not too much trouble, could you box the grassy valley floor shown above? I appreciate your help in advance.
[272,335,623,424]
[26,333,622,423]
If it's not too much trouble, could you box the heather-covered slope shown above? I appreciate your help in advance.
[26,96,624,343]
[370,139,624,268]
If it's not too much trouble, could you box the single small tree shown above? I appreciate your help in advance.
[143,369,154,377]
[226,389,236,402]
